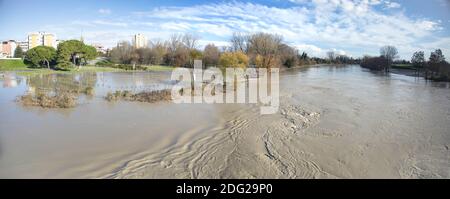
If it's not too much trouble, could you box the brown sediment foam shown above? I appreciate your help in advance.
[100,102,329,179]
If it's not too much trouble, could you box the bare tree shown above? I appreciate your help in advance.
[182,33,199,50]
[230,32,249,53]
[248,32,283,69]
[411,51,425,67]
[428,49,446,77]
[110,41,133,64]
[203,44,220,66]
[411,51,425,76]
[166,34,189,67]
[279,44,298,68]
[380,45,398,71]
[429,49,445,64]
[168,34,184,53]
[326,51,336,63]
[149,39,168,65]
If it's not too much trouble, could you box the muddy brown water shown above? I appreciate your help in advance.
[0,66,449,178]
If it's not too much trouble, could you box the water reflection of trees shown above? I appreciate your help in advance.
[26,73,97,96]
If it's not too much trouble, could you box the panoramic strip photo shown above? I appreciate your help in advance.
[0,0,449,193]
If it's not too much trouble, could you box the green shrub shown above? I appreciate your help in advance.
[56,61,74,71]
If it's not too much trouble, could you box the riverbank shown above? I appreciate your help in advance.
[280,63,331,72]
[0,59,175,76]
[1,66,125,76]
[389,68,450,82]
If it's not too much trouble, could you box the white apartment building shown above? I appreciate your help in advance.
[133,33,147,49]
[17,41,29,52]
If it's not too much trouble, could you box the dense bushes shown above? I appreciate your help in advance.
[25,46,57,68]
[360,56,389,71]
[219,52,249,68]
[425,49,449,81]
[56,40,98,70]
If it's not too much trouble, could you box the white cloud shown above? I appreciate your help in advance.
[52,1,448,59]
[416,20,441,31]
[385,2,401,9]
[160,22,192,31]
[93,20,127,27]
[71,20,96,27]
[98,9,111,15]
[198,40,230,49]
[295,44,324,57]
[295,44,348,57]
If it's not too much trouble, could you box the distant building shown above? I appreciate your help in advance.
[117,40,130,48]
[27,32,57,49]
[1,40,17,58]
[17,41,29,52]
[133,33,147,49]
[28,33,41,49]
[43,33,56,48]
[91,43,107,54]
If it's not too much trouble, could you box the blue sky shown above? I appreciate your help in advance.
[0,0,449,59]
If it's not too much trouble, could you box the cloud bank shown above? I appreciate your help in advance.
[54,0,448,59]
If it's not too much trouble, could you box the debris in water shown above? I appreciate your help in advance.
[18,92,77,108]
[105,89,172,103]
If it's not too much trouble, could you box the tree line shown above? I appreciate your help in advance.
[106,32,359,69]
[24,40,97,70]
[361,45,449,80]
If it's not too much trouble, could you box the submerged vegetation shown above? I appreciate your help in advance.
[17,87,93,109]
[18,92,77,108]
[16,73,97,108]
[105,89,172,103]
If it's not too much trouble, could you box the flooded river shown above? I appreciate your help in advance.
[0,65,449,178]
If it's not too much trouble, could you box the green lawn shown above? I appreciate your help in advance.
[142,65,175,71]
[0,59,175,76]
[0,59,28,70]
[0,59,125,75]
[75,66,125,72]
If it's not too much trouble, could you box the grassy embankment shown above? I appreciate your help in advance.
[0,59,29,70]
[95,60,175,72]
[0,59,174,76]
